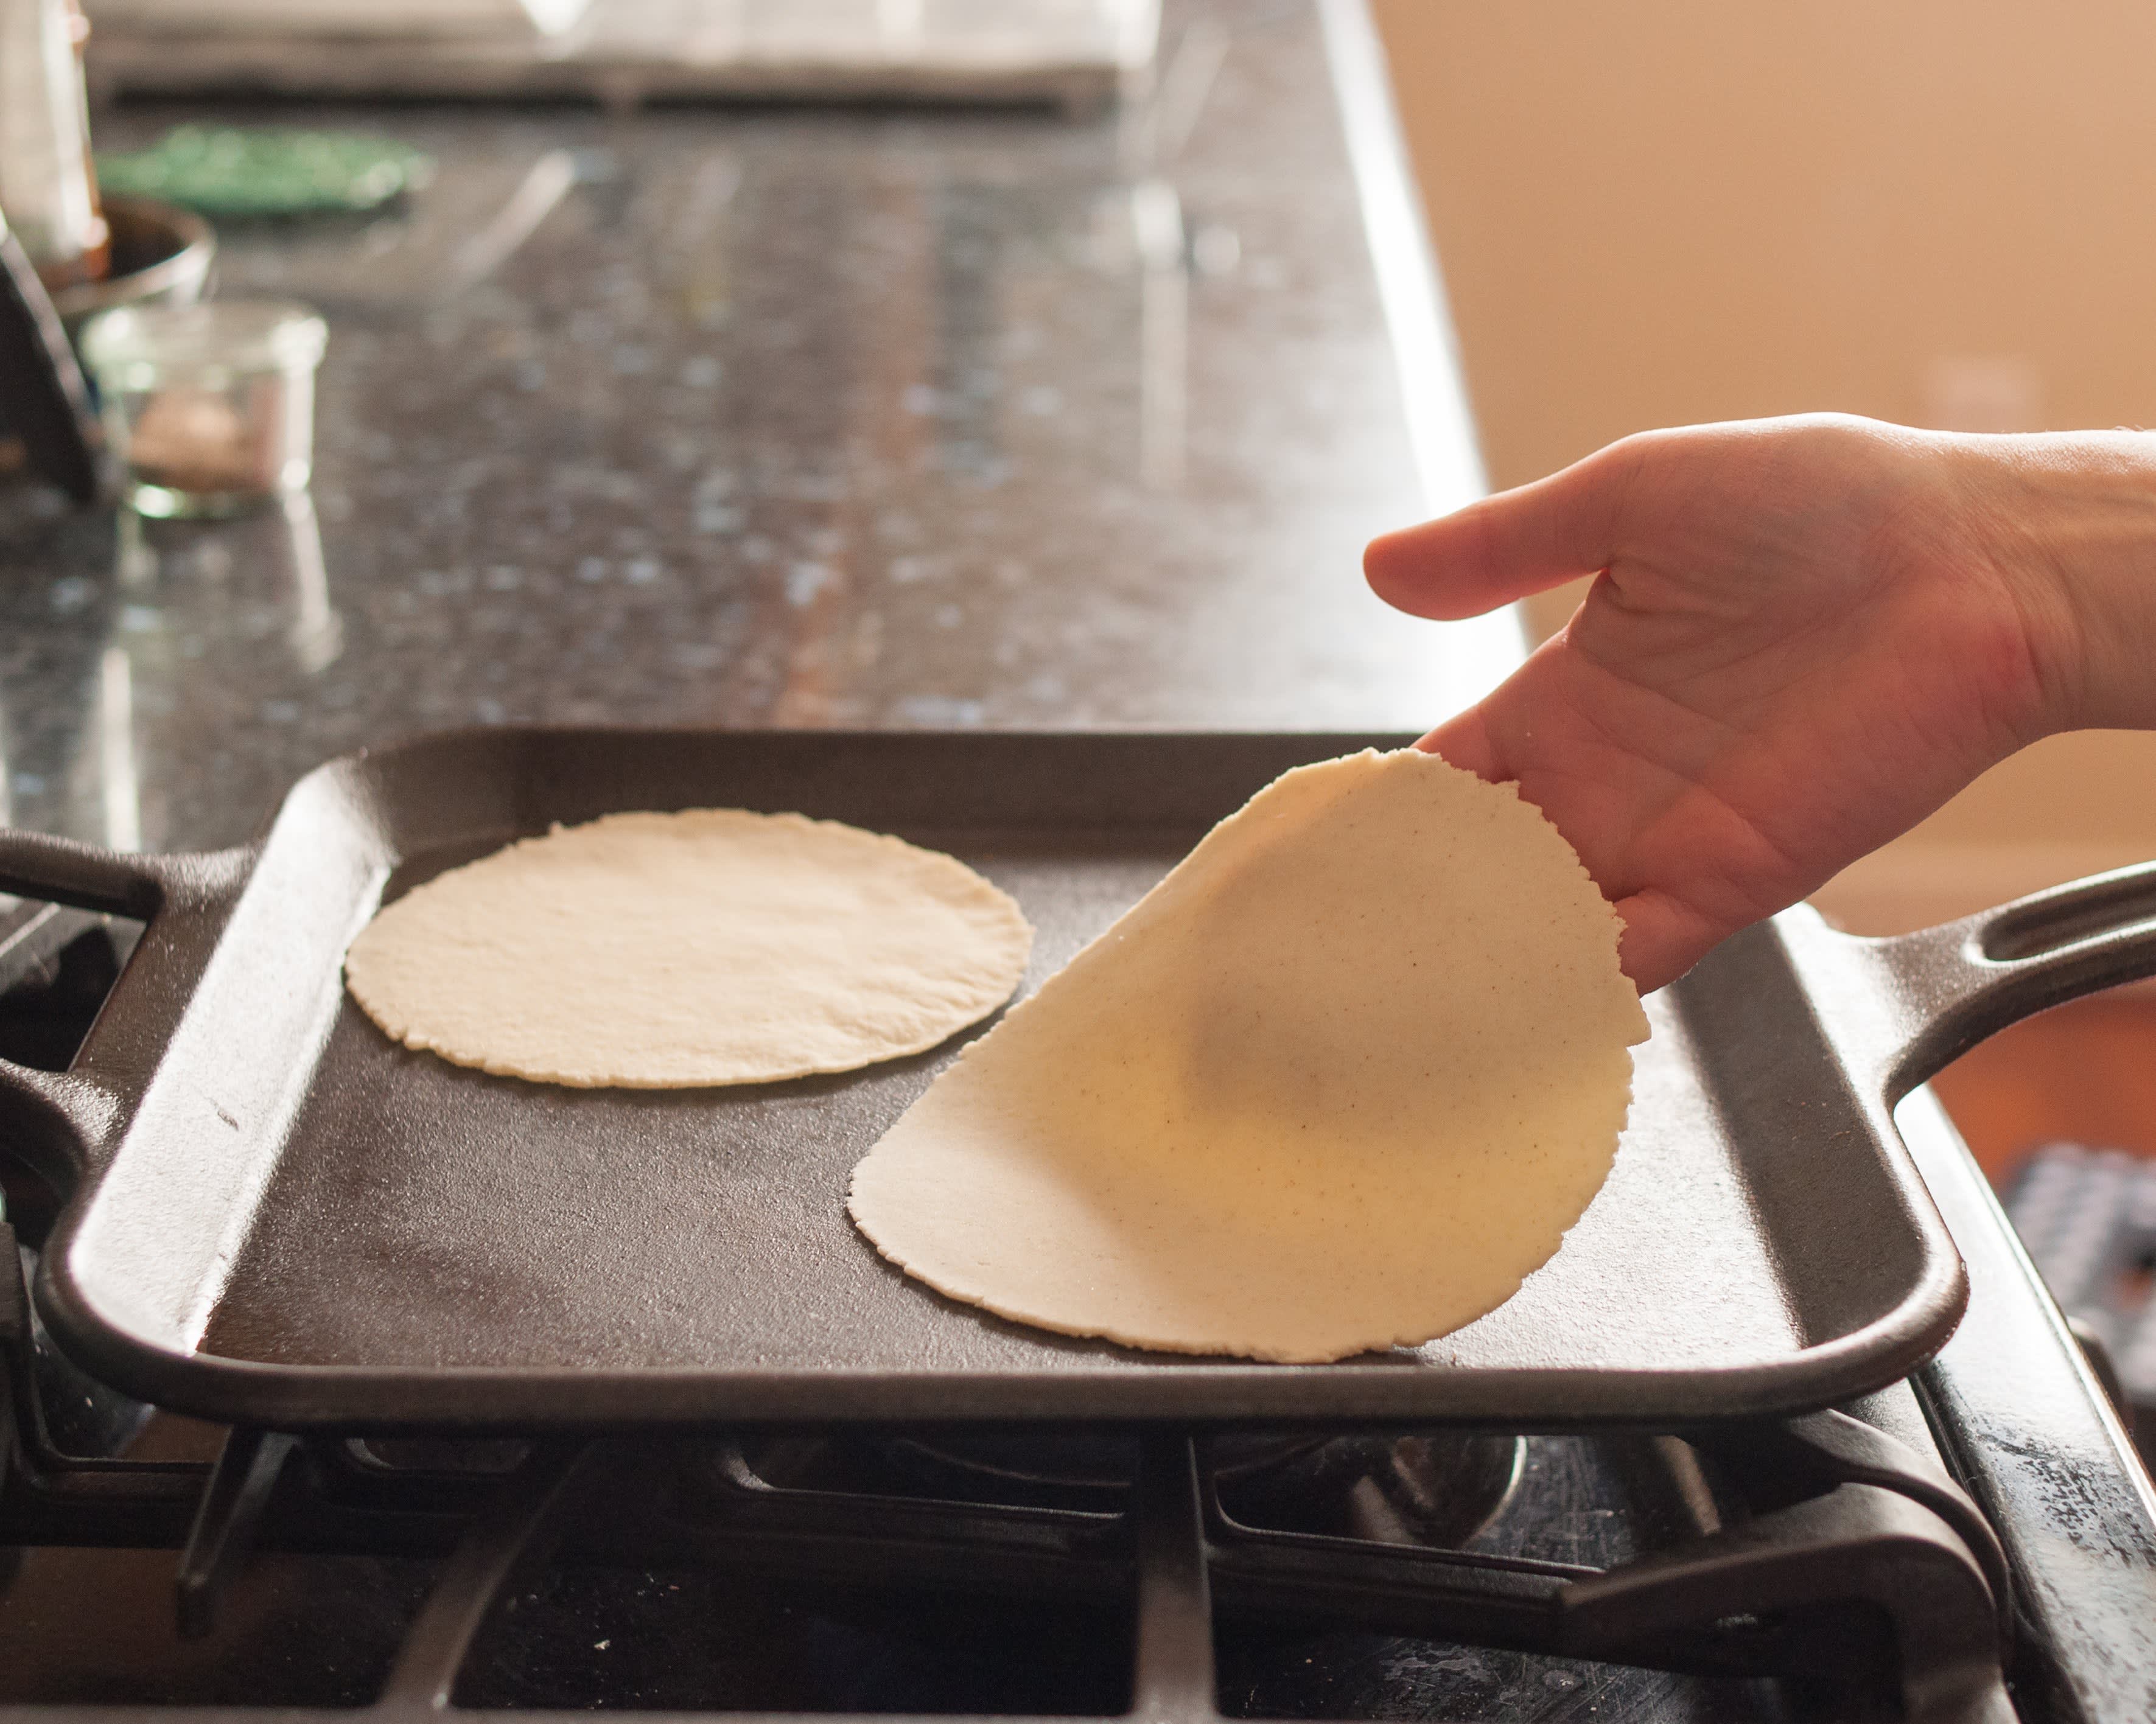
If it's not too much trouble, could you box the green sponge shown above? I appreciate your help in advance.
[96,126,433,218]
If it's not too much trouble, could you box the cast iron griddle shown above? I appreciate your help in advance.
[4,729,2155,1431]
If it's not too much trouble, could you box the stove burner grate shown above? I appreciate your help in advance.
[743,1426,1526,1552]
[0,1220,2013,1722]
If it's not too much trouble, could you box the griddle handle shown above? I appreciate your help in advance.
[0,831,167,920]
[0,831,250,1185]
[1827,859,2156,1100]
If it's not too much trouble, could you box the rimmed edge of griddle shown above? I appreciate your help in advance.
[19,727,1978,1433]
[33,1251,1967,1434]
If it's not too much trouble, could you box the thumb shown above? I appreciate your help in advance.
[1364,436,1644,621]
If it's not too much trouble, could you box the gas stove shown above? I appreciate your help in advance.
[4,904,2156,1723]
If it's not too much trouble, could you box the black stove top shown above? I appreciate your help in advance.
[0,1350,1996,1722]
[4,904,2156,1723]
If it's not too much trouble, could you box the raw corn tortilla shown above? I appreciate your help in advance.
[847,749,1650,1363]
[344,810,1032,1087]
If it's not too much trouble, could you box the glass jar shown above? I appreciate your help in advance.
[77,298,327,517]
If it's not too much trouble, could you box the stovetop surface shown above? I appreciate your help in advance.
[0,1409,1811,1721]
[8,866,2156,1724]
[7,873,2156,1724]
[10,790,2156,1724]
[0,907,1986,1723]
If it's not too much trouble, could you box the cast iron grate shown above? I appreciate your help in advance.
[0,1228,2014,1724]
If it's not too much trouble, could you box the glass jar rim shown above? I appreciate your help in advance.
[80,298,327,376]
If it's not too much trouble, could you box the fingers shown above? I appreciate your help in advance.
[1422,697,1721,994]
[1610,885,1728,996]
[1424,714,1712,994]
[1365,436,1647,620]
[1411,704,1503,784]
[1426,705,1710,993]
[1407,618,1585,785]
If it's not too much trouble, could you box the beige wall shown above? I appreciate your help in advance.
[1372,1,2156,930]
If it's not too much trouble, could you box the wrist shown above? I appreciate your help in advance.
[1956,430,2156,736]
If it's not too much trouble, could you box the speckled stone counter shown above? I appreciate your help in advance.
[1,0,1507,857]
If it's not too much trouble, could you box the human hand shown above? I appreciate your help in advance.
[1365,414,2156,992]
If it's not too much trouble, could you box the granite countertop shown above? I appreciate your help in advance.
[0,0,1510,859]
